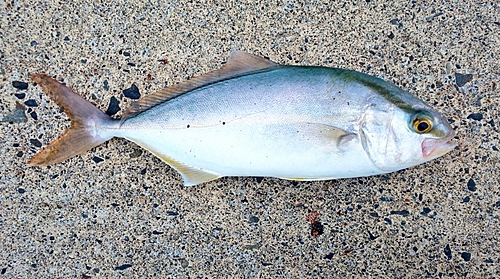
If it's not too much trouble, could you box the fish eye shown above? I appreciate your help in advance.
[412,114,433,134]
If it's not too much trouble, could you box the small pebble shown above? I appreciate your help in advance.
[24,99,38,107]
[180,259,189,268]
[444,244,452,260]
[106,96,120,115]
[14,93,26,99]
[30,139,42,148]
[123,84,141,99]
[467,113,483,121]
[467,178,476,191]
[30,111,38,120]
[114,264,132,271]
[92,156,104,163]
[455,73,473,87]
[390,210,409,217]
[12,81,28,90]
[421,207,431,215]
[461,252,471,261]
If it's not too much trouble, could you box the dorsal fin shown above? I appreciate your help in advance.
[122,51,279,121]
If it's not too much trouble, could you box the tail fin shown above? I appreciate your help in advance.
[28,74,115,166]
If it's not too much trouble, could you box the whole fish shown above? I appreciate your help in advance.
[29,51,455,186]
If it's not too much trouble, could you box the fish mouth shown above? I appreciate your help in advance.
[421,132,457,159]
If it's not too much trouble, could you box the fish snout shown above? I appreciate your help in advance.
[421,130,456,159]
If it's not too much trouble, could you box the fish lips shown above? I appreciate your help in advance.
[421,132,457,160]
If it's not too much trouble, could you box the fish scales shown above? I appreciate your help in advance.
[28,52,456,186]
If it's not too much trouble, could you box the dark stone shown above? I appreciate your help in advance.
[12,81,28,90]
[467,113,483,121]
[380,196,394,202]
[444,244,452,260]
[390,210,409,217]
[461,252,471,261]
[311,221,324,236]
[462,196,470,203]
[30,139,42,148]
[30,111,38,120]
[92,156,104,163]
[152,230,163,235]
[368,231,378,240]
[30,41,38,46]
[494,200,500,207]
[426,12,443,22]
[369,212,379,218]
[140,168,147,175]
[123,51,131,57]
[106,96,120,115]
[14,93,25,99]
[455,73,473,87]
[249,216,259,223]
[484,258,494,263]
[324,253,334,260]
[24,99,38,107]
[63,36,70,41]
[467,178,476,191]
[384,218,392,225]
[114,264,132,271]
[18,188,25,194]
[81,59,87,63]
[16,151,23,157]
[388,32,395,39]
[103,80,109,91]
[421,207,431,215]
[123,84,141,99]
[166,211,178,216]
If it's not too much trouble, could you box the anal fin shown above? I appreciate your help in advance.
[134,142,221,186]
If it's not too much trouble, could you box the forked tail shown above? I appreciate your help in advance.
[28,74,115,166]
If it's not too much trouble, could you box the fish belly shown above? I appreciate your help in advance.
[117,67,383,180]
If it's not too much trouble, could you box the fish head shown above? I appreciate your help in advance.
[360,97,456,173]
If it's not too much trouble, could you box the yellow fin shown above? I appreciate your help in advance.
[122,51,279,121]
[135,142,221,186]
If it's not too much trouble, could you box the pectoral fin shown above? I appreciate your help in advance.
[294,122,357,150]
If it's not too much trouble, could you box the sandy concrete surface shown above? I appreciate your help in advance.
[1,1,499,278]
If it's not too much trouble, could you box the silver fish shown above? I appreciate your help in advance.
[29,51,456,185]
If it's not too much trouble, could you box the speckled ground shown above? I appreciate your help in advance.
[1,1,499,278]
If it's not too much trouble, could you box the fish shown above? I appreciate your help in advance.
[28,51,456,186]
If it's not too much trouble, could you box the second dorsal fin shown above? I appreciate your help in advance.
[122,51,279,121]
